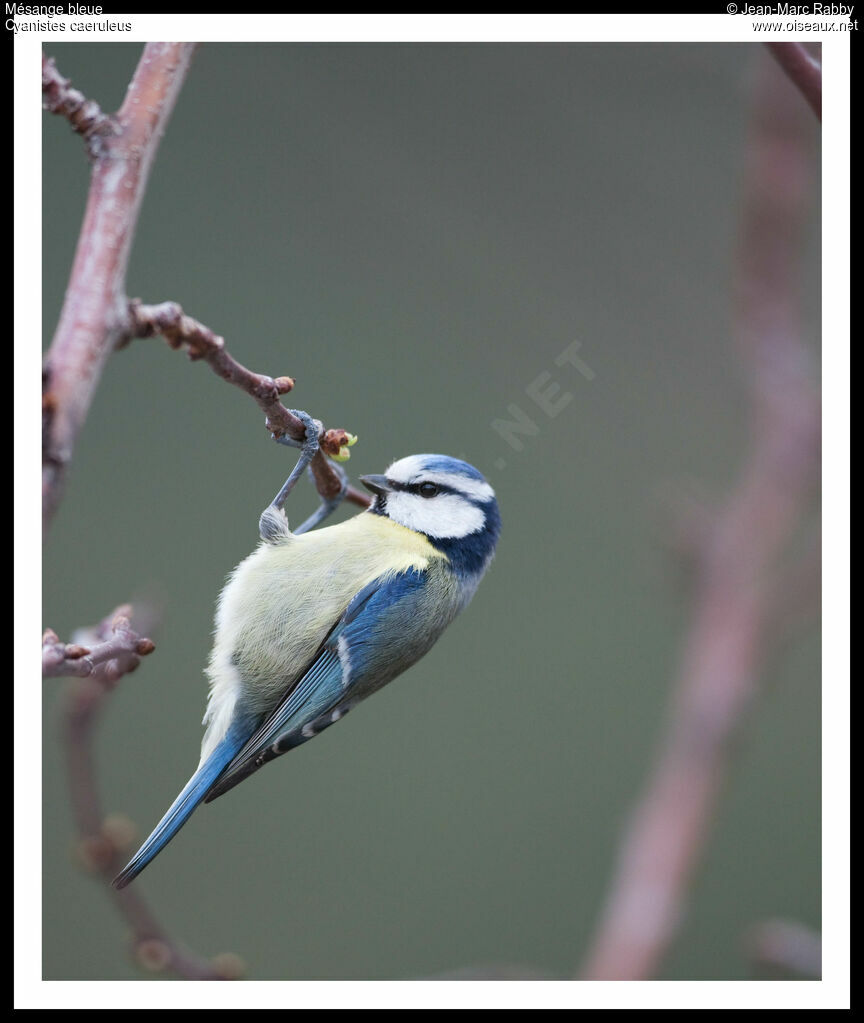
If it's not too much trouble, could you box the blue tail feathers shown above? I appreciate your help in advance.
[111,721,250,889]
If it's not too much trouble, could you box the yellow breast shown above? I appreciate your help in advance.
[206,511,446,715]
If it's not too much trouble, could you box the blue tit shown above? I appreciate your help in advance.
[113,415,500,889]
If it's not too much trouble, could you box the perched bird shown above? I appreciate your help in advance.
[113,414,500,888]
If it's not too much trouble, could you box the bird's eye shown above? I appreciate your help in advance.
[418,482,439,498]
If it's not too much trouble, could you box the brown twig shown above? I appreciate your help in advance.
[765,42,822,121]
[42,46,369,531]
[42,54,119,154]
[579,54,820,980]
[42,44,197,533]
[58,606,244,980]
[42,614,155,680]
[126,300,370,508]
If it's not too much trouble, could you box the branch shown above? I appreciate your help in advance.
[579,54,820,981]
[42,54,118,152]
[42,44,197,533]
[42,46,370,529]
[126,300,370,507]
[56,605,244,980]
[43,612,155,679]
[765,42,822,121]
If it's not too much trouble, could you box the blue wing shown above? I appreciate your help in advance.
[112,568,440,886]
[204,568,431,802]
[112,567,449,886]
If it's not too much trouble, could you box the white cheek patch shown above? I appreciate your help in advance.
[386,492,485,539]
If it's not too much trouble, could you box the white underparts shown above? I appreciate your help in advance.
[199,658,241,764]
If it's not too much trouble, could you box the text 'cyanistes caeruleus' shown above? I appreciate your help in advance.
[113,413,500,888]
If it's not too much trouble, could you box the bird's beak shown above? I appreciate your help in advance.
[359,474,393,497]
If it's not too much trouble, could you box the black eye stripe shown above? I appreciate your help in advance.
[389,480,452,497]
[404,482,438,497]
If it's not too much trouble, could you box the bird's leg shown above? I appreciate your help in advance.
[292,460,348,535]
[258,410,348,542]
[270,410,321,511]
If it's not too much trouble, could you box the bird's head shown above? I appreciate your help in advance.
[360,454,500,577]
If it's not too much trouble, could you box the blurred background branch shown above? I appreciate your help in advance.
[765,42,822,121]
[53,604,244,979]
[578,52,820,980]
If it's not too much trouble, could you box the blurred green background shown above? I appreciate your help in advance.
[42,43,820,981]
